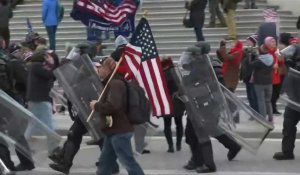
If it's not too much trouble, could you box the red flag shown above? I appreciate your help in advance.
[126,17,174,116]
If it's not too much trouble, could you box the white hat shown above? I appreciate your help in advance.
[115,35,128,47]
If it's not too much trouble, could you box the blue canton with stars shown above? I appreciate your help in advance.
[130,18,159,61]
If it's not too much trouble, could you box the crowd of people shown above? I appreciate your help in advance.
[0,0,300,175]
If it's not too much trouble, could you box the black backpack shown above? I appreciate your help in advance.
[124,81,151,125]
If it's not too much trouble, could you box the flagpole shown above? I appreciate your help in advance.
[86,56,124,122]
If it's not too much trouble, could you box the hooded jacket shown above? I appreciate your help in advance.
[250,51,274,85]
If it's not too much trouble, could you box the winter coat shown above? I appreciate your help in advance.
[26,50,55,102]
[94,74,133,136]
[218,40,244,91]
[42,0,59,26]
[185,0,208,28]
[250,53,274,85]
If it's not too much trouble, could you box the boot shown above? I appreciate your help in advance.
[49,163,71,175]
[48,146,63,164]
[167,145,174,153]
[273,152,295,160]
[183,159,197,170]
[215,134,241,161]
[49,141,79,174]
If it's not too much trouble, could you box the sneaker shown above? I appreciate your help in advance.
[15,163,35,171]
[227,146,241,161]
[273,152,295,160]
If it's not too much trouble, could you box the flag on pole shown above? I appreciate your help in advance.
[71,0,140,36]
[123,17,173,116]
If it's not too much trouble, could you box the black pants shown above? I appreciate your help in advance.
[185,118,216,169]
[56,118,88,166]
[55,118,119,171]
[0,27,10,49]
[163,97,184,148]
[271,83,282,112]
[281,107,300,154]
[0,136,33,171]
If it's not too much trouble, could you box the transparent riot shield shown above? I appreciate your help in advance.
[173,51,232,143]
[0,158,10,175]
[280,68,300,112]
[53,54,104,141]
[220,84,274,153]
[174,50,274,153]
[0,89,61,164]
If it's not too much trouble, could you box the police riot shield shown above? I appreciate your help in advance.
[174,50,232,143]
[174,48,274,153]
[280,68,300,112]
[53,54,105,141]
[220,84,274,153]
[0,89,61,164]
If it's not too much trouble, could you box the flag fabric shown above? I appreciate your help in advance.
[120,43,142,80]
[263,8,279,21]
[262,8,280,41]
[70,0,139,36]
[125,17,173,116]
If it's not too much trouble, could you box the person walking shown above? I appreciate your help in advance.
[0,0,13,49]
[207,0,227,28]
[185,0,208,41]
[42,0,60,50]
[91,57,144,175]
[161,57,184,153]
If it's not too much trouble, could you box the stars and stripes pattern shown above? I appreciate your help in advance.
[121,43,142,79]
[126,17,173,116]
[76,0,138,26]
[263,8,279,22]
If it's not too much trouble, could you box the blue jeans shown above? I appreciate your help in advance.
[254,84,273,121]
[25,101,54,136]
[245,81,258,112]
[45,25,57,50]
[96,132,144,175]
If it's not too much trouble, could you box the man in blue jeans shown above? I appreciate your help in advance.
[90,57,144,175]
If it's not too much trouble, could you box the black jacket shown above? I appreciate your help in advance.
[26,51,55,102]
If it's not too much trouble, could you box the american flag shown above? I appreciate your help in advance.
[125,17,174,116]
[121,43,142,79]
[76,0,138,26]
[263,8,279,22]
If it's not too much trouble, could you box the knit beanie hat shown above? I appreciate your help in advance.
[115,35,128,47]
